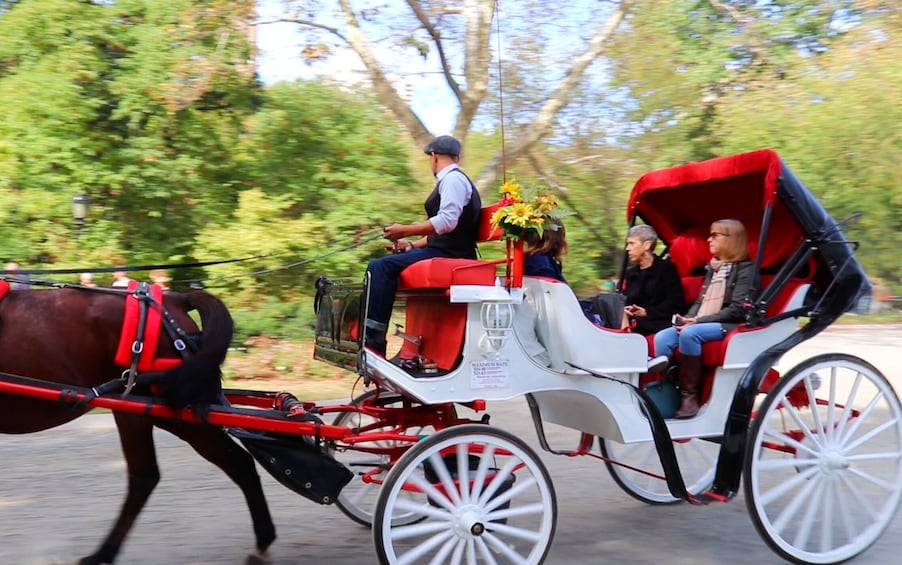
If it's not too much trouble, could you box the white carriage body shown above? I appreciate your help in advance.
[363,276,811,444]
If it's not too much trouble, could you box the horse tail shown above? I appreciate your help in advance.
[159,291,234,418]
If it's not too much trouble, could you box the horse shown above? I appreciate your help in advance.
[0,283,276,565]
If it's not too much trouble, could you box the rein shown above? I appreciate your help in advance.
[0,228,385,288]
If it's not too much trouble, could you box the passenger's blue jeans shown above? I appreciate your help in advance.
[365,247,452,330]
[654,323,727,358]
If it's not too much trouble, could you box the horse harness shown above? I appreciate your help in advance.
[119,281,199,396]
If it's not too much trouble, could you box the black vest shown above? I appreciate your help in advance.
[424,169,481,259]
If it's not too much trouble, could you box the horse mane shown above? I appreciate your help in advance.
[156,290,233,417]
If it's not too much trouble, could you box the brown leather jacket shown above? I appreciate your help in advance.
[686,260,755,331]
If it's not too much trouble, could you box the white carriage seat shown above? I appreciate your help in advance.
[718,282,811,369]
[520,277,649,375]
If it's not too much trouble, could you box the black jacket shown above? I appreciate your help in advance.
[622,255,684,335]
[687,260,755,331]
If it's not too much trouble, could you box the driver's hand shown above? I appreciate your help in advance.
[383,223,406,242]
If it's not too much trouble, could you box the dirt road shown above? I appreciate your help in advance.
[1,325,900,564]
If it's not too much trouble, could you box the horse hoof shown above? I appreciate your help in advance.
[245,548,272,565]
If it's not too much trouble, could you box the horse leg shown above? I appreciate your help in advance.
[155,419,277,564]
[80,413,160,565]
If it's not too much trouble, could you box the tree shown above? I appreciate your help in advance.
[262,0,635,190]
[194,80,420,308]
[0,0,258,269]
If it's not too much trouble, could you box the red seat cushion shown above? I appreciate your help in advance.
[399,258,497,290]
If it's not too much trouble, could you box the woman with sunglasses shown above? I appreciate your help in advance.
[653,219,754,418]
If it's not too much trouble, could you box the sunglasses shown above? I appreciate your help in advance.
[708,232,730,239]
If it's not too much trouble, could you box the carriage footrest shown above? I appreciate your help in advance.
[228,428,353,505]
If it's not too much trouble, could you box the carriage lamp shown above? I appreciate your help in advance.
[72,194,90,232]
[479,302,514,358]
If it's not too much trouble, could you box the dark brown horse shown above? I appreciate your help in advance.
[0,285,275,565]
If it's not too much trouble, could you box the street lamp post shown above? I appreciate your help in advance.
[71,194,90,232]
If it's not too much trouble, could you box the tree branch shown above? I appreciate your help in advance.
[408,0,462,100]
[475,0,633,192]
[337,0,432,146]
[255,17,346,42]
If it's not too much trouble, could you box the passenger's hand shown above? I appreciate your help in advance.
[625,305,646,318]
[674,314,696,332]
[383,223,408,241]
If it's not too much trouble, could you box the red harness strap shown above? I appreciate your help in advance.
[114,281,181,372]
[0,280,9,302]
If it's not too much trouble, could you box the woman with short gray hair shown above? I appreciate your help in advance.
[620,225,684,335]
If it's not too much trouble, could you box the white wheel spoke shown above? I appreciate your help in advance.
[477,457,519,506]
[487,501,546,523]
[429,535,461,565]
[474,536,498,564]
[470,444,496,500]
[396,529,455,565]
[450,537,466,565]
[847,467,899,492]
[791,475,825,549]
[845,451,902,463]
[761,427,821,458]
[428,452,463,506]
[781,400,824,451]
[761,460,818,507]
[390,519,454,542]
[804,377,826,446]
[406,472,457,512]
[842,418,899,453]
[770,470,820,532]
[483,531,528,564]
[818,476,835,553]
[456,443,472,504]
[837,471,879,522]
[687,439,717,468]
[825,369,838,444]
[833,371,862,443]
[466,538,477,565]
[838,390,884,447]
[484,476,538,514]
[347,480,376,506]
[485,519,542,543]
[755,456,818,471]
[835,476,859,542]
[392,497,448,521]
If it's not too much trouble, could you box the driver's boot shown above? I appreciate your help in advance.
[674,354,703,419]
[364,320,388,357]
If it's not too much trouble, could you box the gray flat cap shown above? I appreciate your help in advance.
[423,135,461,157]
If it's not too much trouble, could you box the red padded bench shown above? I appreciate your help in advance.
[394,202,504,370]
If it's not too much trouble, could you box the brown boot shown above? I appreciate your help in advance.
[674,354,703,419]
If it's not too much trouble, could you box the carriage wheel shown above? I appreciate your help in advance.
[330,390,435,528]
[745,353,902,564]
[599,436,718,504]
[373,424,556,565]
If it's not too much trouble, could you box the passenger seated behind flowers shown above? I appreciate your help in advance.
[523,218,567,282]
[515,220,568,366]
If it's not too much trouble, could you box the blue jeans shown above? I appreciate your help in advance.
[365,247,452,330]
[654,323,726,358]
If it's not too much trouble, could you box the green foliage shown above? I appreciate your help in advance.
[0,0,258,267]
[194,80,419,312]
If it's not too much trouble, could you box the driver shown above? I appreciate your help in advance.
[364,135,482,356]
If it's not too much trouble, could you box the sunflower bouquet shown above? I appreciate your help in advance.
[489,179,569,241]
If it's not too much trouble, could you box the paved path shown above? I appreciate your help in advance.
[1,325,901,564]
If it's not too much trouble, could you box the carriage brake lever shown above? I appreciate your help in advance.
[392,324,421,346]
